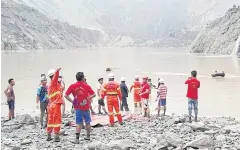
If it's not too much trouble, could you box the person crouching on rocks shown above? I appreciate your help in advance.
[156,78,167,117]
[36,77,48,129]
[65,72,96,143]
[185,70,200,123]
[139,76,151,118]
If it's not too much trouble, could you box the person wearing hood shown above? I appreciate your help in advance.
[46,67,63,142]
[120,77,129,111]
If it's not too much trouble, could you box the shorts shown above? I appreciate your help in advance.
[98,99,105,106]
[158,99,166,106]
[75,109,91,124]
[40,101,48,113]
[142,99,149,109]
[7,100,15,110]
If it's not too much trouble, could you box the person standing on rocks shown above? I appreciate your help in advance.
[46,67,63,142]
[36,76,48,129]
[97,77,108,115]
[101,73,124,127]
[139,76,151,118]
[156,78,167,116]
[120,77,130,112]
[58,76,66,116]
[4,78,16,120]
[130,75,142,114]
[185,70,200,123]
[65,72,96,143]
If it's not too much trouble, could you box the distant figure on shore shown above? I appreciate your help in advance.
[120,77,130,112]
[36,77,48,129]
[130,75,142,114]
[97,77,108,115]
[185,70,200,123]
[156,78,167,117]
[4,78,16,120]
[139,76,151,118]
[58,76,66,116]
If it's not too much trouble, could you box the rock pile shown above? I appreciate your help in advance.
[1,0,104,51]
[189,6,240,55]
[1,113,240,150]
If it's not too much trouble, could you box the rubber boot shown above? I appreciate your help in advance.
[188,117,192,123]
[194,117,198,122]
[84,129,91,140]
[54,134,60,142]
[144,112,147,117]
[46,133,52,141]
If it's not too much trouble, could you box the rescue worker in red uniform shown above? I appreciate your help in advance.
[101,73,124,127]
[46,67,63,142]
[130,75,142,114]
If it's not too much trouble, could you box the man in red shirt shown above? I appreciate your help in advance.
[139,76,151,118]
[65,72,96,144]
[185,70,200,123]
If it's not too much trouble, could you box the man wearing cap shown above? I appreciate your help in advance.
[36,77,48,129]
[139,76,151,117]
[120,77,129,111]
[102,73,124,126]
[130,75,142,114]
[97,78,107,114]
[65,72,96,143]
[46,67,63,142]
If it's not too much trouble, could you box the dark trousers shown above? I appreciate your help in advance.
[120,97,129,111]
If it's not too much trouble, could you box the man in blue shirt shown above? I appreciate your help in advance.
[36,77,48,129]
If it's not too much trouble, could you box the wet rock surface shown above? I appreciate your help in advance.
[1,113,240,150]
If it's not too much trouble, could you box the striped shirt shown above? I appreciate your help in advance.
[158,85,167,99]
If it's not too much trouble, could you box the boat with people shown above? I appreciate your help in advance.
[211,71,225,77]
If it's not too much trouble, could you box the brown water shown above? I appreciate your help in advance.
[1,48,240,119]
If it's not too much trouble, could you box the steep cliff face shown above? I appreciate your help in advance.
[1,0,105,51]
[189,7,240,55]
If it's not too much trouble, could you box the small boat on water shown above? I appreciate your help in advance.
[211,71,225,77]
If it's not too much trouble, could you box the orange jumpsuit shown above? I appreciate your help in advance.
[101,81,123,125]
[47,70,63,134]
[130,81,141,104]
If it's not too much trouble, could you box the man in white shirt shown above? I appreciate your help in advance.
[97,78,108,115]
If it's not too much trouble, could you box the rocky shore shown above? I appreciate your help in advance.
[1,113,240,150]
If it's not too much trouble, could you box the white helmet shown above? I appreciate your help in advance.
[48,69,56,77]
[135,75,139,79]
[120,77,126,82]
[159,78,164,83]
[108,73,115,79]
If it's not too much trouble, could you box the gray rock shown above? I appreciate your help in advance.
[216,135,226,142]
[163,132,184,148]
[108,139,132,150]
[174,117,186,124]
[84,141,109,150]
[12,146,21,150]
[189,122,210,132]
[222,125,240,134]
[21,139,32,145]
[183,135,214,149]
[204,130,216,135]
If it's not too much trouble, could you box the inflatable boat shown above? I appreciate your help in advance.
[211,72,225,77]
